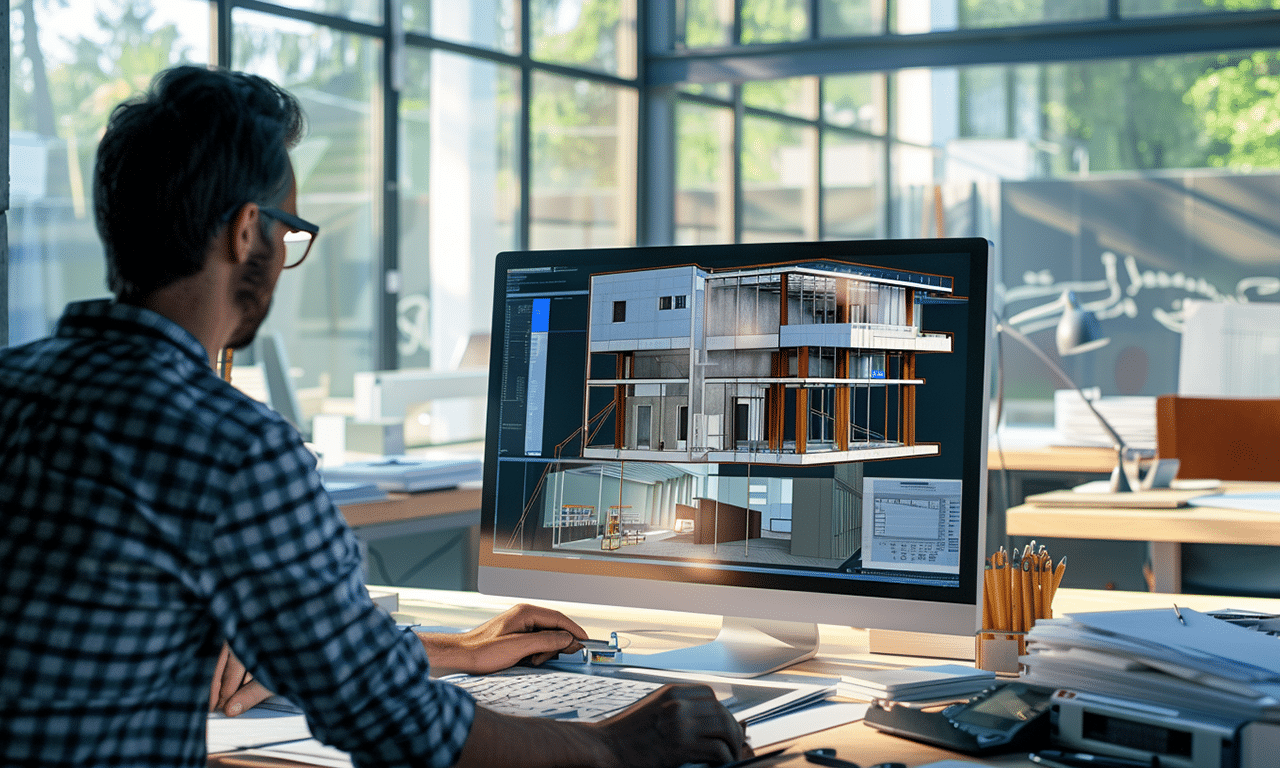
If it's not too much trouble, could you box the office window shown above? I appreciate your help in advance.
[8,0,210,346]
[676,100,734,244]
[234,9,382,397]
[613,300,626,322]
[659,296,673,310]
[882,50,1280,421]
[743,77,819,120]
[956,0,1107,29]
[741,0,808,44]
[403,0,519,53]
[823,73,887,134]
[261,0,381,24]
[675,294,687,309]
[530,0,638,78]
[818,0,884,36]
[399,49,520,371]
[530,73,638,249]
[740,116,816,242]
[682,0,734,47]
[1123,0,1279,16]
[822,131,884,240]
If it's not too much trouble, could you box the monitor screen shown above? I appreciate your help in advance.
[478,238,992,675]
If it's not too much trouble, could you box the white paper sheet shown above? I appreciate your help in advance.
[207,710,312,753]
[746,701,869,748]
[1188,492,1280,513]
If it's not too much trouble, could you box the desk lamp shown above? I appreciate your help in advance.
[1000,291,1133,492]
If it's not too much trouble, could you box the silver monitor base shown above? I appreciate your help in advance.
[609,616,819,678]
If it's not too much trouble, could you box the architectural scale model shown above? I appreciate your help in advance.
[582,260,956,465]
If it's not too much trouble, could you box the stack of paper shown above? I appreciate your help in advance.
[321,456,481,492]
[1053,389,1156,450]
[837,664,995,702]
[1022,607,1280,722]
[321,480,388,506]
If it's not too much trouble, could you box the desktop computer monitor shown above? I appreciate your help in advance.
[478,238,993,676]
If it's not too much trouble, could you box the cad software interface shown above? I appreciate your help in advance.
[484,243,985,602]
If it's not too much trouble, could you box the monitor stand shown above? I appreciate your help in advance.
[613,616,819,678]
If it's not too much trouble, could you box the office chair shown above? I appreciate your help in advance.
[1154,394,1280,597]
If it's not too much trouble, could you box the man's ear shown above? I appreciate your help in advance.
[227,203,260,265]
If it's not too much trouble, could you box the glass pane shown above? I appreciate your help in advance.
[530,73,638,248]
[823,133,884,239]
[894,0,1105,32]
[1124,0,1280,16]
[741,116,815,242]
[9,0,209,345]
[404,0,519,54]
[896,50,1280,421]
[960,0,1107,27]
[823,73,886,133]
[531,0,638,78]
[261,0,380,25]
[398,49,520,382]
[742,0,808,44]
[680,82,734,99]
[234,10,382,396]
[743,77,818,119]
[819,0,885,36]
[683,0,733,47]
[676,101,734,244]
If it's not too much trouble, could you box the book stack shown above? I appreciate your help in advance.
[321,455,482,493]
[837,664,995,702]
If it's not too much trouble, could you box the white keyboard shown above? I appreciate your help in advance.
[443,670,664,722]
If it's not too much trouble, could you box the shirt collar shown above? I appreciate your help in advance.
[55,299,213,370]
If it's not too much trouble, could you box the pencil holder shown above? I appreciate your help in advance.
[975,631,1025,674]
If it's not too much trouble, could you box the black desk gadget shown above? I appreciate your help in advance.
[864,682,1054,755]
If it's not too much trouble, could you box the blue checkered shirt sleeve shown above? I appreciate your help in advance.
[203,420,476,767]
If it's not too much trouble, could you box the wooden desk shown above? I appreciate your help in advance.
[210,587,1280,767]
[1007,481,1280,592]
[987,444,1116,474]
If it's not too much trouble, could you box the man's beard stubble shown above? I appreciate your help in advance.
[226,243,277,350]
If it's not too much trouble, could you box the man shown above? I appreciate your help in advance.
[0,65,747,767]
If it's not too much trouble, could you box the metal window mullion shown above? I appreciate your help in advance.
[216,0,232,67]
[518,0,532,250]
[378,0,400,370]
[731,82,743,243]
[233,0,382,37]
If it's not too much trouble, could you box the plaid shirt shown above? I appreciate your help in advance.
[0,299,475,767]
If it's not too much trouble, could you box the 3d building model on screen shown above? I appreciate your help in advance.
[582,261,955,466]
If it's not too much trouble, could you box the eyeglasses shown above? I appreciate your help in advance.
[259,207,320,269]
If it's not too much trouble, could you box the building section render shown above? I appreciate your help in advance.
[584,260,956,465]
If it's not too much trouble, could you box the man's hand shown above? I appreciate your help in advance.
[209,642,274,716]
[416,603,589,674]
[455,683,749,768]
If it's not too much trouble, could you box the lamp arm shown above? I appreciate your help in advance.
[997,322,1127,453]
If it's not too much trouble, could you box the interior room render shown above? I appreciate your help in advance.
[536,461,867,571]
[583,261,958,465]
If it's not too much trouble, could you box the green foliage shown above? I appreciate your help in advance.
[532,0,626,73]
[741,0,806,44]
[684,0,732,47]
[1186,51,1280,169]
[13,0,194,138]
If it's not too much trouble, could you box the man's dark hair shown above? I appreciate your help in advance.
[93,65,306,301]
